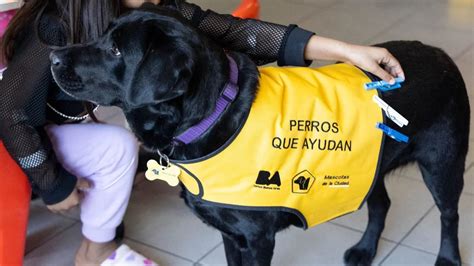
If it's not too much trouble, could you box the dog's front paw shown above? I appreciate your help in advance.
[435,256,462,266]
[343,245,376,266]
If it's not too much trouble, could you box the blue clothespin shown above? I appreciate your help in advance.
[376,123,409,143]
[365,77,404,91]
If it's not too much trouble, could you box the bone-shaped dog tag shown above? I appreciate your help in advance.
[145,159,180,186]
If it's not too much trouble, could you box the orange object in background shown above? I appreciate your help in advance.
[0,141,31,266]
[232,0,260,19]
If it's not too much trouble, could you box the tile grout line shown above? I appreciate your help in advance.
[378,204,436,265]
[463,160,474,197]
[399,243,472,266]
[328,221,398,244]
[58,214,80,222]
[31,200,81,222]
[376,244,399,266]
[57,208,82,222]
[393,168,474,196]
[454,43,474,61]
[195,241,224,264]
[397,242,438,256]
[466,162,474,172]
[124,236,195,263]
[463,191,474,196]
[392,174,425,183]
[24,221,80,256]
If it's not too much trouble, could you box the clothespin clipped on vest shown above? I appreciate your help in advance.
[366,77,410,143]
[376,123,409,143]
[372,95,409,128]
[365,77,404,91]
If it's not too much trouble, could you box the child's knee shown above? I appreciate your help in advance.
[107,127,139,165]
[96,126,139,185]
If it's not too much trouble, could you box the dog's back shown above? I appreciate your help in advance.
[344,40,469,265]
[373,41,469,172]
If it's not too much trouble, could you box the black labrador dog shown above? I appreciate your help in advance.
[50,7,470,266]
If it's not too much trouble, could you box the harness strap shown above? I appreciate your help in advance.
[173,55,239,145]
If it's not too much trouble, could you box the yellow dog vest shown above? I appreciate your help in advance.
[173,63,384,229]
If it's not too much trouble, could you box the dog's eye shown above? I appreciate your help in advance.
[110,44,121,57]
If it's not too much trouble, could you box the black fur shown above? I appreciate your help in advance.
[51,7,470,266]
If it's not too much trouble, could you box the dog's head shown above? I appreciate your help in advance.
[51,7,202,110]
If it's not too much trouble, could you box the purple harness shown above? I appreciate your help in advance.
[173,55,239,145]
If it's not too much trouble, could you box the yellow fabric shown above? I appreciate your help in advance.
[174,63,384,228]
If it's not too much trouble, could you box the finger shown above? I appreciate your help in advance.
[384,66,403,82]
[62,192,80,210]
[391,65,405,80]
[76,178,91,191]
[382,53,405,80]
[61,201,79,212]
[70,193,81,206]
[77,189,86,201]
[373,66,395,83]
[384,63,405,80]
[47,206,59,214]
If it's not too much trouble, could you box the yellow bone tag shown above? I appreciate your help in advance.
[145,159,180,186]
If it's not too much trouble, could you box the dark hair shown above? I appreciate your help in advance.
[1,0,123,62]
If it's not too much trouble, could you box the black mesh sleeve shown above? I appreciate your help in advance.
[0,27,77,205]
[162,0,314,66]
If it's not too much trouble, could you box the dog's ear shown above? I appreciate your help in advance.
[125,16,197,110]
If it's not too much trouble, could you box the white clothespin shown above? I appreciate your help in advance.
[372,95,409,127]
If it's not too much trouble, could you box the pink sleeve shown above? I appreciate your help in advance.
[0,10,16,69]
[0,10,16,36]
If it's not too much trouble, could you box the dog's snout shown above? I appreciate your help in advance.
[50,52,62,66]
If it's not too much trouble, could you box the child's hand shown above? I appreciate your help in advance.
[305,36,405,83]
[46,178,91,213]
[345,44,405,83]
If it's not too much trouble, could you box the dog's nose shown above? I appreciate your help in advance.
[50,52,62,66]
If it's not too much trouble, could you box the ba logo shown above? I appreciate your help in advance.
[292,170,315,194]
[255,170,281,187]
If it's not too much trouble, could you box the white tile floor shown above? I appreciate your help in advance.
[24,0,473,265]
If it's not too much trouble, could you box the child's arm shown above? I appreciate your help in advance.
[161,0,314,66]
[163,0,405,82]
[131,1,406,81]
[304,36,405,83]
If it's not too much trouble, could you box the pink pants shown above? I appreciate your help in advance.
[46,123,139,243]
